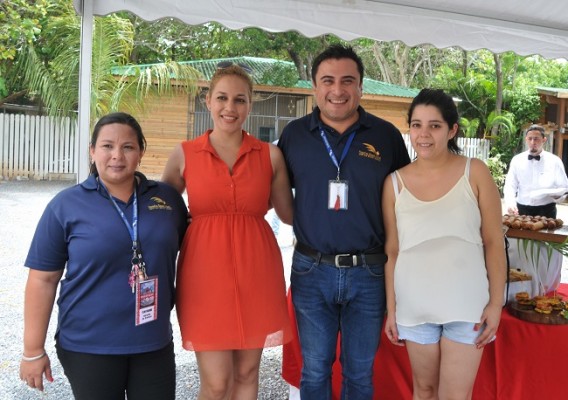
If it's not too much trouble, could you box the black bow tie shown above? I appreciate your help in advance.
[528,154,541,161]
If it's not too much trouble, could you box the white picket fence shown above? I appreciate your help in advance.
[0,114,77,180]
[402,134,490,161]
[0,114,492,181]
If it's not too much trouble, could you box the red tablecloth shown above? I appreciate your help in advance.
[282,284,568,400]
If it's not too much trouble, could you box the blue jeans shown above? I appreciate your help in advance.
[291,250,386,400]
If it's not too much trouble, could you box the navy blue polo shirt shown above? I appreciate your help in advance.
[25,173,187,354]
[278,106,410,254]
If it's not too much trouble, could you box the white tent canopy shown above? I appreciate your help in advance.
[73,0,568,180]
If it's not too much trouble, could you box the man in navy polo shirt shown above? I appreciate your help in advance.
[278,44,410,399]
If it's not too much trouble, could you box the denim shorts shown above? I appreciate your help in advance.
[397,321,483,345]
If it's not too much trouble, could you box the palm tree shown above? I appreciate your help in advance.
[483,111,517,140]
[459,117,480,138]
[17,0,201,122]
[484,110,521,167]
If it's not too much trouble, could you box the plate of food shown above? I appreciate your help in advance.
[509,291,568,325]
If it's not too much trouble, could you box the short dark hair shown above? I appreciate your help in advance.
[525,124,545,138]
[90,112,146,174]
[407,89,461,154]
[311,44,364,83]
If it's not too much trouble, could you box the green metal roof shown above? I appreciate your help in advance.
[536,86,568,98]
[292,78,419,98]
[112,56,419,98]
[180,56,286,82]
[361,78,419,98]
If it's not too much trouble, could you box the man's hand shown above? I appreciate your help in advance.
[507,206,519,215]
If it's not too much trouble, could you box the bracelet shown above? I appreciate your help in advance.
[21,352,46,362]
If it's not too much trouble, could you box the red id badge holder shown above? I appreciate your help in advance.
[135,276,158,325]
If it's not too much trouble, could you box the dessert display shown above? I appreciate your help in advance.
[502,214,563,231]
[509,291,568,324]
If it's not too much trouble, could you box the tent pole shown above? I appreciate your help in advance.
[76,0,94,183]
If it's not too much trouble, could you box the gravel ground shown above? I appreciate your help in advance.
[0,179,293,400]
[2,180,568,400]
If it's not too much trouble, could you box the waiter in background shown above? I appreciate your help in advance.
[504,124,568,218]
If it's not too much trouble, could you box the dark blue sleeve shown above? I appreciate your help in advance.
[277,123,295,188]
[392,129,411,171]
[25,200,68,271]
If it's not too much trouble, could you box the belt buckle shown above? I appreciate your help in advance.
[334,254,357,268]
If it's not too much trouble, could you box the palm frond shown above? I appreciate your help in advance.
[17,2,201,123]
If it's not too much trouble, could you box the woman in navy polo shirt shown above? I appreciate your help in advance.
[19,113,187,399]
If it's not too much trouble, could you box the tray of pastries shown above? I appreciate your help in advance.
[502,214,563,231]
[509,291,568,325]
[503,214,568,243]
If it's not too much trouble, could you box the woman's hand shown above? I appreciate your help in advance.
[19,354,53,391]
[384,312,404,347]
[474,302,502,349]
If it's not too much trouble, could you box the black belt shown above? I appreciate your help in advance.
[295,242,387,268]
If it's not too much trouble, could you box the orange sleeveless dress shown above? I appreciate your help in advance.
[176,130,292,351]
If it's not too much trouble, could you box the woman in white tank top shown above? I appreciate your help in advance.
[382,89,506,400]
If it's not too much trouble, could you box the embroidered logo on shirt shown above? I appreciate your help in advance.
[359,143,382,161]
[148,196,172,211]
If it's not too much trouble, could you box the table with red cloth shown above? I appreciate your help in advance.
[282,283,568,400]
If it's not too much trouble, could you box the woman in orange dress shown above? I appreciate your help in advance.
[162,64,293,400]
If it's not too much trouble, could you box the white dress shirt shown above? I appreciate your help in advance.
[503,150,568,209]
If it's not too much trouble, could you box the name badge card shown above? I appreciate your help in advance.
[328,180,349,211]
[135,276,158,326]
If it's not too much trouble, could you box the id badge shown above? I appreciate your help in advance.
[135,276,158,326]
[328,180,348,211]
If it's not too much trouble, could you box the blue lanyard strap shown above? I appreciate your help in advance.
[320,128,356,180]
[98,179,138,251]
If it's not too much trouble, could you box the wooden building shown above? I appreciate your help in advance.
[127,57,419,178]
[537,86,568,166]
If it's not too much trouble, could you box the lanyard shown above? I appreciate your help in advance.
[98,178,148,293]
[320,128,356,180]
[98,179,138,253]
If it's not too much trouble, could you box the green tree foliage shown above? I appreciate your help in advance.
[508,86,542,126]
[485,111,522,167]
[129,19,237,62]
[0,0,48,61]
[485,153,508,193]
[431,49,568,171]
[459,117,480,138]
[0,0,49,101]
[13,0,200,121]
[259,62,299,87]
[129,19,333,81]
[431,51,498,126]
[355,39,446,88]
[6,0,568,152]
[507,57,568,127]
[239,29,334,81]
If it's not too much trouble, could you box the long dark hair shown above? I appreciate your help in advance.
[89,112,147,174]
[408,89,461,154]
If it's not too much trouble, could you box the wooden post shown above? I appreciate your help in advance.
[557,98,566,159]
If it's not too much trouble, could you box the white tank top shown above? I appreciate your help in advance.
[392,158,489,325]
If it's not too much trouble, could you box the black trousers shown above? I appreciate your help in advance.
[56,341,176,400]
[516,202,557,219]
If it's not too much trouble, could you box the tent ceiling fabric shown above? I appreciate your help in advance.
[72,0,568,182]
[74,0,568,59]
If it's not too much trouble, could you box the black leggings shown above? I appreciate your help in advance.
[56,341,176,400]
[516,202,557,219]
